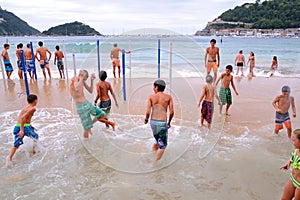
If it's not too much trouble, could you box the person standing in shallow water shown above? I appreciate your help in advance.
[247,51,255,77]
[235,50,245,76]
[204,39,220,82]
[16,43,24,79]
[1,43,13,80]
[144,79,174,165]
[35,41,52,79]
[54,45,65,79]
[110,43,130,78]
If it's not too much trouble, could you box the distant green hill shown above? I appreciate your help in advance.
[42,21,101,36]
[0,7,40,35]
[210,0,300,29]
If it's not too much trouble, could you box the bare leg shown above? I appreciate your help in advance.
[287,128,292,138]
[152,143,158,151]
[153,149,165,165]
[46,66,51,78]
[200,117,204,127]
[281,179,295,200]
[18,69,23,79]
[219,104,223,115]
[225,104,231,115]
[98,116,115,131]
[42,69,46,79]
[117,66,121,78]
[113,66,116,78]
[83,129,92,138]
[7,146,18,161]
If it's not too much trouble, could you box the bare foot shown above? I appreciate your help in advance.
[6,158,13,169]
[225,112,231,116]
[105,123,109,129]
[111,122,115,131]
[152,143,158,151]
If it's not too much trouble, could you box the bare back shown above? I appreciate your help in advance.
[149,92,173,121]
[204,84,215,102]
[110,47,121,59]
[96,81,112,101]
[235,54,245,63]
[24,48,32,60]
[55,50,64,60]
[36,47,50,60]
[16,49,21,60]
[17,105,36,124]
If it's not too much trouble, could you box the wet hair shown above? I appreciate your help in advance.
[17,43,23,48]
[4,43,9,48]
[206,75,213,83]
[113,43,117,47]
[27,94,38,103]
[99,70,107,81]
[273,56,277,61]
[294,129,300,140]
[27,43,31,48]
[210,39,216,43]
[282,85,291,93]
[55,45,59,50]
[154,79,166,92]
[38,41,43,47]
[226,65,233,71]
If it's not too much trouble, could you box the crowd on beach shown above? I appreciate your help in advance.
[2,39,299,199]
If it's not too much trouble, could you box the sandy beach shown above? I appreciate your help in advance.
[0,75,299,199]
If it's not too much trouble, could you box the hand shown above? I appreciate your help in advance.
[168,123,171,129]
[197,102,200,107]
[235,91,239,95]
[115,103,119,108]
[18,130,24,138]
[280,161,290,170]
[293,113,296,118]
[91,73,96,80]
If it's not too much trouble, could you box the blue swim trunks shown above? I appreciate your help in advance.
[4,60,13,72]
[150,119,168,149]
[17,60,23,70]
[26,60,35,72]
[57,60,64,70]
[76,100,105,130]
[13,124,38,147]
[39,59,49,69]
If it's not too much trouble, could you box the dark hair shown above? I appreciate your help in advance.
[210,39,216,43]
[17,43,23,48]
[27,43,31,48]
[99,70,107,81]
[38,41,43,47]
[294,129,300,140]
[27,94,38,103]
[55,45,59,50]
[226,65,233,71]
[273,56,277,61]
[239,50,243,53]
[4,43,9,48]
[113,43,117,47]
[154,79,166,92]
[250,51,255,56]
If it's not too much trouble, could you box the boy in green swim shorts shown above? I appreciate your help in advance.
[70,69,115,138]
[215,65,238,116]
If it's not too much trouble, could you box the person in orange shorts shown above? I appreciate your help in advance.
[110,43,130,78]
[272,85,296,138]
[204,39,220,82]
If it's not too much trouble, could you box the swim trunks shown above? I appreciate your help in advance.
[26,60,35,72]
[206,61,218,72]
[39,59,49,69]
[98,99,111,118]
[112,58,120,67]
[219,87,232,105]
[237,62,244,67]
[4,60,13,72]
[17,60,23,70]
[13,123,38,147]
[76,100,105,130]
[57,60,64,70]
[150,119,168,149]
[275,112,291,131]
[201,100,214,124]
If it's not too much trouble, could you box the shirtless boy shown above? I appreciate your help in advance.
[1,43,13,80]
[69,69,115,138]
[215,65,239,116]
[235,50,245,76]
[54,45,65,79]
[6,94,39,168]
[197,75,219,129]
[24,43,34,79]
[204,39,220,82]
[94,71,118,124]
[272,85,296,138]
[35,41,52,79]
[16,43,24,79]
[144,79,174,165]
[110,43,130,78]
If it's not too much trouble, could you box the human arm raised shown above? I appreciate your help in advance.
[84,73,95,94]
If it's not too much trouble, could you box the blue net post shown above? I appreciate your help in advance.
[20,50,30,96]
[158,39,161,78]
[97,40,100,76]
[122,49,126,101]
[30,42,37,80]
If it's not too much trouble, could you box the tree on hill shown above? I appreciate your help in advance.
[216,0,300,29]
[42,21,101,36]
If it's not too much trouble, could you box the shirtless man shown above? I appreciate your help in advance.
[35,41,52,79]
[24,43,34,79]
[54,45,65,79]
[6,94,39,168]
[144,79,174,165]
[215,65,238,116]
[16,43,23,79]
[94,71,118,126]
[235,50,245,76]
[110,43,130,78]
[204,39,220,82]
[1,43,13,80]
[272,85,296,138]
[69,69,115,138]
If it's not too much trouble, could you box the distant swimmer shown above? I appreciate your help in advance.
[35,41,52,79]
[6,94,39,168]
[1,43,13,80]
[94,70,118,128]
[16,43,24,79]
[235,50,245,76]
[69,69,115,138]
[204,39,220,82]
[215,65,238,116]
[270,55,278,77]
[144,79,174,165]
[24,43,34,79]
[54,45,65,79]
[280,129,300,200]
[197,74,220,129]
[110,43,130,78]
[247,51,255,77]
[272,85,296,138]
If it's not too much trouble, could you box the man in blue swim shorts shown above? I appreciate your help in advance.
[16,43,24,79]
[35,41,52,79]
[6,94,39,168]
[145,79,174,165]
[1,43,13,80]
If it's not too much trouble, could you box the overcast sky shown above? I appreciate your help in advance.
[1,0,255,35]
